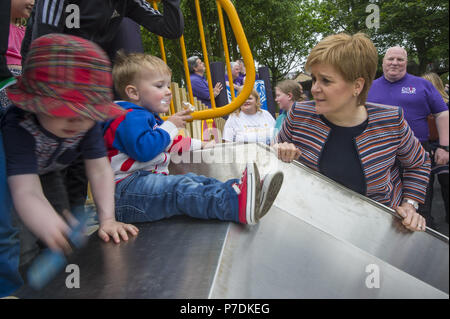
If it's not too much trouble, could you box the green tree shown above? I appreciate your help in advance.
[318,0,449,75]
[233,0,327,85]
[141,0,327,87]
[142,0,227,84]
[378,0,449,75]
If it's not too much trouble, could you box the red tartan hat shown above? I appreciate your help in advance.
[7,34,125,121]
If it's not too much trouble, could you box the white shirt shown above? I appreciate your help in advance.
[223,109,275,145]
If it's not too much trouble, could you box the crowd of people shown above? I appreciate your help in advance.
[0,0,449,299]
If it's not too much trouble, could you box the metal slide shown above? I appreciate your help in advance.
[17,143,448,298]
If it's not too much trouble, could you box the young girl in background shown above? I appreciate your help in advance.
[273,80,304,138]
[0,0,34,109]
[223,89,275,145]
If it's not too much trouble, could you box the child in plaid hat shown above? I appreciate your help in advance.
[0,34,138,296]
[104,51,284,226]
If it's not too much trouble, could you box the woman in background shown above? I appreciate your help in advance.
[422,72,449,223]
[274,80,304,138]
[0,0,34,109]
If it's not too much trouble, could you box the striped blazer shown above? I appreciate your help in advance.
[278,101,431,208]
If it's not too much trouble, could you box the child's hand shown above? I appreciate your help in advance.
[98,219,139,243]
[167,109,193,128]
[37,213,72,255]
[202,140,216,149]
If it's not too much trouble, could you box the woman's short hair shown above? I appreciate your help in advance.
[113,50,172,100]
[305,32,378,105]
[276,80,304,102]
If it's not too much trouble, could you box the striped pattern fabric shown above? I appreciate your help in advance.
[6,34,125,121]
[278,101,431,208]
[40,0,65,27]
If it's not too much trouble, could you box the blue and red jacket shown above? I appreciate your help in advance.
[103,101,201,182]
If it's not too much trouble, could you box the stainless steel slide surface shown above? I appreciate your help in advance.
[17,143,449,298]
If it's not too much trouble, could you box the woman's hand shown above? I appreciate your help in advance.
[273,142,302,163]
[434,147,449,165]
[395,202,426,232]
[98,219,139,244]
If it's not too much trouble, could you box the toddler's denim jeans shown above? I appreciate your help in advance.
[115,171,240,224]
[0,132,23,297]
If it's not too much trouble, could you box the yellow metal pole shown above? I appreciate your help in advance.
[179,35,194,105]
[194,0,216,109]
[151,1,167,63]
[161,0,256,121]
[217,0,235,100]
[151,1,175,115]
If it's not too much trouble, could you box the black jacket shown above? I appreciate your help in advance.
[22,0,183,60]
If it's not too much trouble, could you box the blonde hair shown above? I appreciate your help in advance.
[422,72,449,104]
[305,33,378,105]
[236,89,262,115]
[113,50,172,100]
[276,80,304,102]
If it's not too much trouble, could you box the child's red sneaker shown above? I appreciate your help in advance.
[233,162,261,225]
[259,171,284,220]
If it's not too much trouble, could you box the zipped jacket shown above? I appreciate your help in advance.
[21,0,183,60]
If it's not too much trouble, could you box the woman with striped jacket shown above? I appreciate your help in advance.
[274,33,430,232]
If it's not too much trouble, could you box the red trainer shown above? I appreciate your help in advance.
[234,162,261,225]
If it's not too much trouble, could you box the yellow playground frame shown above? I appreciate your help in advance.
[148,0,256,121]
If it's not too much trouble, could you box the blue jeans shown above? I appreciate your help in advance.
[115,171,240,224]
[0,132,23,297]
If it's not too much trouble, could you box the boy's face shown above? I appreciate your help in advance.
[36,113,96,138]
[134,70,172,114]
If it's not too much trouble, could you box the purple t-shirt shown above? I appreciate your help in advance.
[367,73,448,142]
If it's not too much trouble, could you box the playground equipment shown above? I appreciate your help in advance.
[13,1,448,299]
[16,144,449,298]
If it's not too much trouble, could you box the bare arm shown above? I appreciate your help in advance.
[434,110,449,165]
[84,157,139,243]
[7,174,71,253]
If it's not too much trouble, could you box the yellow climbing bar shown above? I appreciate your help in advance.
[217,0,235,101]
[146,0,256,120]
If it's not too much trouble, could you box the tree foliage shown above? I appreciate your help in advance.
[318,0,449,75]
[141,0,448,86]
[232,0,327,84]
[141,0,326,86]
